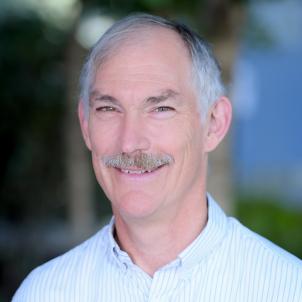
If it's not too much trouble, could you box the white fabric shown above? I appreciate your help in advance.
[13,195,302,301]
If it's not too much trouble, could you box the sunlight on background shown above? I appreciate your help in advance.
[76,13,115,49]
[0,0,81,29]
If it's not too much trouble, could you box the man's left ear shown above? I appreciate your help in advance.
[204,96,232,152]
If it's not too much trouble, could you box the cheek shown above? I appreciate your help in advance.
[159,116,203,157]
[88,119,119,155]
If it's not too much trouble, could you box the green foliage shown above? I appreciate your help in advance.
[235,195,302,259]
[243,16,276,49]
[84,0,199,13]
[0,12,67,223]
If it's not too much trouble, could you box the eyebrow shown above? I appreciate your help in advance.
[89,91,119,106]
[145,89,180,105]
[89,89,180,107]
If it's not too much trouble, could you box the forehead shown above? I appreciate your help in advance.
[92,27,194,94]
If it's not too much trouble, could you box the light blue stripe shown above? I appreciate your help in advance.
[12,195,302,301]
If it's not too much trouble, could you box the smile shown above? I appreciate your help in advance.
[121,169,153,174]
[116,164,167,176]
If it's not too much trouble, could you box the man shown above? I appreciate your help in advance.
[13,13,302,302]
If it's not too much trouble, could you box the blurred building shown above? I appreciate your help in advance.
[232,0,302,207]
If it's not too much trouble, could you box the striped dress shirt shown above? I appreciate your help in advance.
[13,195,302,301]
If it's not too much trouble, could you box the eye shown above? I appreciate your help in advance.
[150,106,176,119]
[154,106,175,112]
[96,106,117,112]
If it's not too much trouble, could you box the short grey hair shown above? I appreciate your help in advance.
[79,13,225,118]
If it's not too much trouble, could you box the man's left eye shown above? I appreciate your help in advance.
[154,106,175,112]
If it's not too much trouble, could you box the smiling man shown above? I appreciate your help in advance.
[13,13,302,302]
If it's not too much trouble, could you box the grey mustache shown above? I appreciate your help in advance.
[102,153,174,170]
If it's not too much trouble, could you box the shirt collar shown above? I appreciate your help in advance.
[107,217,130,268]
[106,193,228,271]
[177,193,228,270]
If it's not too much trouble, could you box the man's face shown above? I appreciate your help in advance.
[80,28,211,221]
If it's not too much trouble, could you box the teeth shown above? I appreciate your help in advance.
[121,169,153,174]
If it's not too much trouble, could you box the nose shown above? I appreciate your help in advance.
[119,113,151,154]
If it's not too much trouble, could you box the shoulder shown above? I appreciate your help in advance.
[12,224,111,302]
[228,217,302,266]
[225,217,302,300]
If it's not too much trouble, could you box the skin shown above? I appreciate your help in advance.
[79,27,232,276]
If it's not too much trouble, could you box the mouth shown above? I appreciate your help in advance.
[121,169,153,174]
[116,164,166,176]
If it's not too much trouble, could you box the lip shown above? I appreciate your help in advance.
[114,164,166,180]
[121,169,153,174]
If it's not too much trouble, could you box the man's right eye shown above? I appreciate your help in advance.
[96,106,116,112]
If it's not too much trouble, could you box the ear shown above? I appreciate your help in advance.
[204,96,232,152]
[78,100,92,150]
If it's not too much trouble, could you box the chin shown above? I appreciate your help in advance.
[111,191,159,220]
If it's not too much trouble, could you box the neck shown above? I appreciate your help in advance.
[113,192,208,276]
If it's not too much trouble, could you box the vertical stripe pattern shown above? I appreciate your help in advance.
[12,194,302,301]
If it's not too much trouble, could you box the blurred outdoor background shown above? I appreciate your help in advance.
[0,0,301,300]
